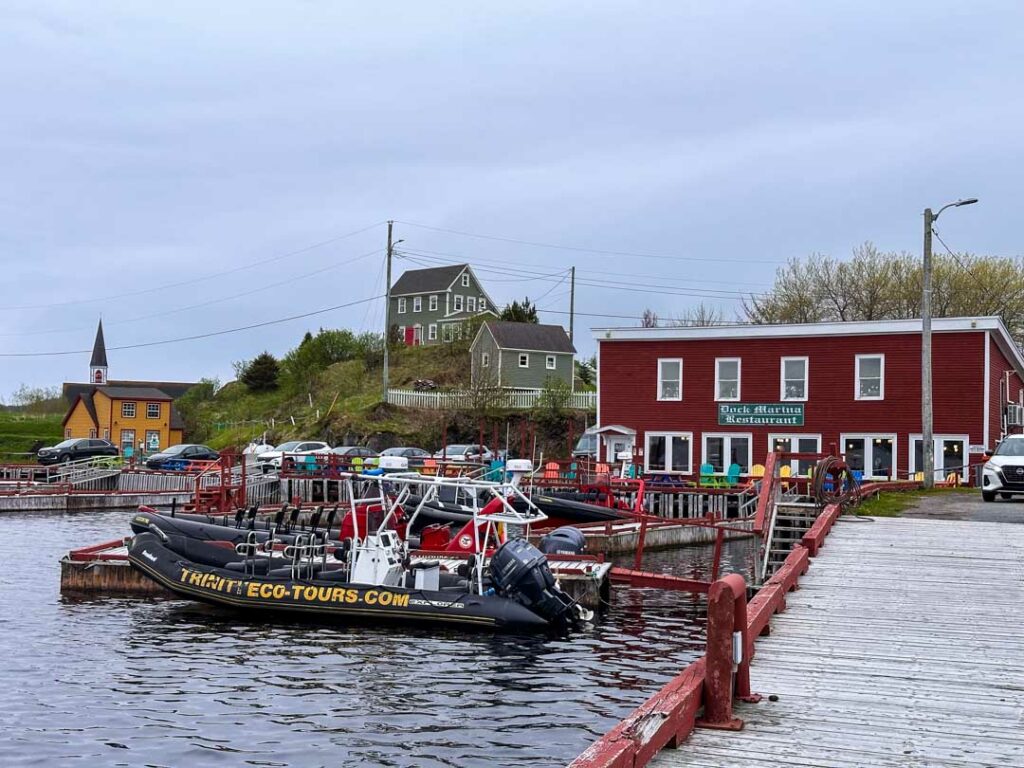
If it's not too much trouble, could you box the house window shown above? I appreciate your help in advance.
[120,429,136,454]
[88,429,97,439]
[645,432,693,474]
[397,297,407,314]
[546,355,557,370]
[442,325,454,343]
[781,357,809,401]
[429,295,438,311]
[145,430,160,451]
[715,358,741,401]
[64,428,71,439]
[842,433,895,479]
[482,352,490,368]
[121,402,136,418]
[146,403,161,419]
[770,434,822,475]
[461,273,470,287]
[428,324,437,341]
[413,296,422,313]
[397,325,406,341]
[479,297,486,311]
[518,353,530,368]
[657,358,683,401]
[93,370,104,383]
[703,433,752,474]
[102,429,110,440]
[467,296,477,312]
[855,354,884,400]
[453,295,463,312]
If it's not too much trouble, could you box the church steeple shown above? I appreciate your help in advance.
[90,320,108,385]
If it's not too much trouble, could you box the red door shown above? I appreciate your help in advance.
[404,327,415,346]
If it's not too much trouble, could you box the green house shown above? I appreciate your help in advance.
[389,263,497,345]
[470,321,576,390]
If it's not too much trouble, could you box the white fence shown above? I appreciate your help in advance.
[385,388,597,411]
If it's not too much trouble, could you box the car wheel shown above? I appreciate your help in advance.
[62,455,72,464]
[982,490,996,502]
[1000,492,1013,500]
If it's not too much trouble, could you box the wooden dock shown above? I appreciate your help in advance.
[646,516,1024,767]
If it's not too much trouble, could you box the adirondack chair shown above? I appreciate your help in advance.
[565,462,578,481]
[698,463,722,488]
[724,463,742,486]
[544,461,560,480]
[779,464,792,490]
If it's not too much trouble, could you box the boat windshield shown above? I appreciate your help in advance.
[993,439,1024,457]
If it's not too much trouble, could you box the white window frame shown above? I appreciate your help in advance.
[644,431,694,475]
[145,430,160,450]
[702,432,753,475]
[481,352,490,368]
[429,294,438,311]
[453,295,463,312]
[146,402,161,419]
[479,297,487,311]
[397,325,406,341]
[841,432,897,480]
[413,296,422,313]
[467,296,477,312]
[780,356,809,402]
[546,355,557,370]
[120,429,136,453]
[428,324,437,341]
[714,357,741,402]
[855,354,885,400]
[397,297,407,314]
[769,433,822,474]
[518,353,530,368]
[909,433,970,482]
[442,325,454,343]
[121,401,136,418]
[461,273,470,287]
[657,358,683,402]
[412,324,422,345]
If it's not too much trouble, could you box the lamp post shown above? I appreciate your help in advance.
[922,197,977,488]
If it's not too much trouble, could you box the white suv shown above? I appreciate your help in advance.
[980,434,1024,501]
[257,440,331,473]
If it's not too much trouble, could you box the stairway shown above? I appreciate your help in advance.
[762,499,822,580]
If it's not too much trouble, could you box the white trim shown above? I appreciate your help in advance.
[479,296,487,312]
[453,294,463,312]
[461,273,470,287]
[657,358,683,402]
[428,324,437,341]
[984,330,991,449]
[714,357,741,402]
[780,356,809,402]
[768,433,822,474]
[854,353,885,400]
[429,294,438,311]
[840,432,898,480]
[702,432,753,475]
[545,354,556,370]
[121,401,136,418]
[397,297,407,314]
[644,431,694,474]
[146,402,161,419]
[467,296,477,312]
[518,353,530,368]
[908,433,970,482]
[481,352,490,368]
[413,296,422,313]
[596,341,602,423]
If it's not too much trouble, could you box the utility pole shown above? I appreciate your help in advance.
[382,220,393,400]
[921,208,934,489]
[569,266,576,344]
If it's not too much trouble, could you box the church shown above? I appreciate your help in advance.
[61,321,199,453]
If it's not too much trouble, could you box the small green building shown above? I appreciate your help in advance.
[470,321,576,390]
[389,263,497,345]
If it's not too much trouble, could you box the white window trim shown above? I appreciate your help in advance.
[397,297,407,314]
[461,273,470,287]
[644,431,694,475]
[428,324,437,341]
[413,296,422,313]
[702,432,753,475]
[479,297,487,311]
[545,355,556,370]
[481,352,490,368]
[768,433,822,474]
[121,402,136,418]
[453,295,463,312]
[908,433,970,482]
[518,353,530,368]
[855,353,885,400]
[146,402,161,419]
[714,357,741,402]
[841,432,897,480]
[467,296,477,312]
[429,294,438,311]
[442,325,453,342]
[657,358,683,402]
[780,356,809,402]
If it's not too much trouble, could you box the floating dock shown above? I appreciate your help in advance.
[535,518,752,556]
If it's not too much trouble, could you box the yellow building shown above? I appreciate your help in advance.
[61,321,197,453]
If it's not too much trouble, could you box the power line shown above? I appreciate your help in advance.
[0,295,383,357]
[931,227,982,281]
[0,221,385,312]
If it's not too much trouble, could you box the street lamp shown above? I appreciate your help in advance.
[922,198,978,488]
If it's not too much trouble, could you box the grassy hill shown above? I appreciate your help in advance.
[0,412,63,462]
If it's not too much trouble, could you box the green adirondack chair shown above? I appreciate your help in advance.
[698,462,722,488]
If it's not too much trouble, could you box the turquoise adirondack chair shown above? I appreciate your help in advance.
[724,463,742,486]
[698,463,723,488]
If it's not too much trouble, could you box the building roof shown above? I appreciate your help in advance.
[90,320,108,368]
[481,321,576,353]
[62,391,99,428]
[96,386,173,400]
[170,405,185,430]
[63,380,198,404]
[391,264,467,296]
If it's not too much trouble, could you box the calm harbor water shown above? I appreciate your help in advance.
[0,510,752,767]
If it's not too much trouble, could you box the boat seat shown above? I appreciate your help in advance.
[224,559,272,575]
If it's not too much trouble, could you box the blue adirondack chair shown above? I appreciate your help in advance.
[724,462,742,486]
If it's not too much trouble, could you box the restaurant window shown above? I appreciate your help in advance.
[910,434,968,482]
[855,354,885,400]
[121,402,136,418]
[715,358,740,401]
[703,433,752,474]
[842,434,895,479]
[645,432,693,474]
[657,358,683,401]
[770,434,821,475]
[780,357,808,401]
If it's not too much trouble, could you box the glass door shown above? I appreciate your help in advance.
[842,434,895,480]
[911,435,968,482]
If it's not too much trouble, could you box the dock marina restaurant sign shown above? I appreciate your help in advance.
[718,403,804,427]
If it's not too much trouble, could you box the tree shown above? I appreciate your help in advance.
[9,384,63,413]
[239,352,280,392]
[501,297,539,323]
[673,302,726,327]
[175,378,219,440]
[641,308,659,328]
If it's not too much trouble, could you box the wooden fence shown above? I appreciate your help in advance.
[385,387,596,410]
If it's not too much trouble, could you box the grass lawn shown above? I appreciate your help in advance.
[854,487,974,517]
[0,413,63,462]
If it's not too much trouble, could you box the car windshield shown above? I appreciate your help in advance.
[994,439,1024,457]
[381,448,403,455]
[163,445,190,455]
[445,445,471,453]
[53,439,79,449]
[575,434,597,451]
[274,441,303,451]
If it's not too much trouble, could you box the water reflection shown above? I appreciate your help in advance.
[1,510,753,767]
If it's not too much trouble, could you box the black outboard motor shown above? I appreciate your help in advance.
[490,538,577,630]
[539,526,587,555]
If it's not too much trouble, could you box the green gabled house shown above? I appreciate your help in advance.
[389,263,497,345]
[470,321,576,390]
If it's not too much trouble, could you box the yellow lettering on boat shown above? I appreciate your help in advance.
[189,571,203,586]
[345,589,357,604]
[365,590,377,605]
[303,586,318,601]
[179,569,190,583]
[393,594,409,608]
[291,585,304,600]
[330,587,345,603]
[247,582,260,598]
[318,587,333,602]
[259,583,274,599]
[272,584,287,599]
[378,591,393,607]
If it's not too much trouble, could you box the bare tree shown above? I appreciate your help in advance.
[641,308,659,328]
[671,302,726,327]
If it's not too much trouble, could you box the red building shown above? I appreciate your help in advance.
[594,317,1024,483]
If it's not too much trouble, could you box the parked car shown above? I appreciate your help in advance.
[145,444,220,470]
[37,438,118,465]
[256,440,331,473]
[571,429,599,460]
[331,446,379,460]
[433,444,493,462]
[981,434,1024,501]
[380,446,431,466]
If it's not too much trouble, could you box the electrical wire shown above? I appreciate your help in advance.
[931,227,982,281]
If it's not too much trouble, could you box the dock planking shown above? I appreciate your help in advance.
[651,516,1024,768]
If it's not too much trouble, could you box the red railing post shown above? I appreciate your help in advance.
[698,573,752,730]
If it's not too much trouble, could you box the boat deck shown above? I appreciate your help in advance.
[650,516,1024,767]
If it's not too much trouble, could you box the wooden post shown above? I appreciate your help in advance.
[697,573,754,730]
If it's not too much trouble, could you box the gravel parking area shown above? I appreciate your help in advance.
[899,489,1024,524]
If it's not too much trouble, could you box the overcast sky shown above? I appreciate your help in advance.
[2,1,1022,397]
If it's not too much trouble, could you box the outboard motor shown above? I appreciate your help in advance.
[490,538,581,630]
[539,526,587,556]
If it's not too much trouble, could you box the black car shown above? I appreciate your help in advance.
[380,446,431,466]
[145,444,220,470]
[37,438,119,465]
